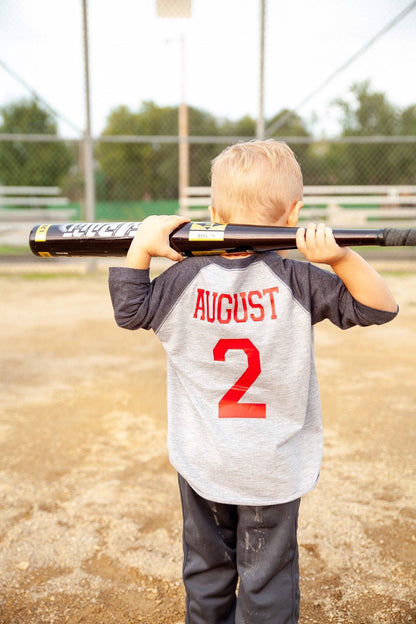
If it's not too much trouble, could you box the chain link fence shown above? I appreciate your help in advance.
[0,121,415,222]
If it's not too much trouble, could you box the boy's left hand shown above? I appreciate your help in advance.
[296,223,348,266]
[296,222,397,311]
[126,214,190,269]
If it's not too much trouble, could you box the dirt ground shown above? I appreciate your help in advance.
[0,259,415,624]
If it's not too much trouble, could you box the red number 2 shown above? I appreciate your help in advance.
[213,338,266,418]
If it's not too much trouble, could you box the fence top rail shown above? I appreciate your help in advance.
[303,196,416,205]
[303,185,416,194]
[0,186,62,195]
[183,185,416,197]
[1,133,416,145]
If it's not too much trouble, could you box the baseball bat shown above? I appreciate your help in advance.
[29,222,416,257]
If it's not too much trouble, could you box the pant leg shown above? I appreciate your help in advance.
[235,498,300,624]
[178,474,239,624]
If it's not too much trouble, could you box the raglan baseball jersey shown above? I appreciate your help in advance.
[109,252,397,505]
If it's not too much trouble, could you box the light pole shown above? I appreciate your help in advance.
[157,1,191,211]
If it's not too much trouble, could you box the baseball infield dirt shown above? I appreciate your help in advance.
[0,262,415,623]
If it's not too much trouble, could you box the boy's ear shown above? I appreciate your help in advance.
[209,205,222,223]
[287,200,303,227]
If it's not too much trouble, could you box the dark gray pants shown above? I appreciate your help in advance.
[178,475,300,624]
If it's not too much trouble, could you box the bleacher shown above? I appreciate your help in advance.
[0,186,75,221]
[179,185,416,227]
[0,186,76,249]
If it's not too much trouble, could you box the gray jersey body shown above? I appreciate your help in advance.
[109,252,396,506]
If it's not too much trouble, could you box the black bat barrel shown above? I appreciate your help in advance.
[29,222,416,258]
[169,223,386,254]
[29,222,141,257]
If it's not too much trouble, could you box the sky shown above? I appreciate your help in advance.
[0,0,415,138]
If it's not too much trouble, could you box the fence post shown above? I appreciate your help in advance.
[257,0,266,140]
[178,35,190,212]
[82,0,95,223]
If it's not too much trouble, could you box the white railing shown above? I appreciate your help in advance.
[0,186,75,221]
[179,185,416,226]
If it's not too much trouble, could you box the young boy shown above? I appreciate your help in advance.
[109,140,398,624]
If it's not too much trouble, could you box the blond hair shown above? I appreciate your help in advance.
[210,139,303,224]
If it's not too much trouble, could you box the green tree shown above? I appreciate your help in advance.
[336,81,398,135]
[219,115,256,137]
[96,102,256,198]
[188,106,232,187]
[266,109,321,184]
[97,102,179,200]
[332,81,402,184]
[0,98,73,187]
[394,104,416,183]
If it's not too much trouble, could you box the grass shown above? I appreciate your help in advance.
[0,245,30,255]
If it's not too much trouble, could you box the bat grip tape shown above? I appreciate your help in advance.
[382,228,416,246]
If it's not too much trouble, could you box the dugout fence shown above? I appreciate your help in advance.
[0,133,415,223]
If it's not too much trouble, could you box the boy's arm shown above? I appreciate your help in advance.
[125,214,190,269]
[296,223,398,313]
[109,215,190,331]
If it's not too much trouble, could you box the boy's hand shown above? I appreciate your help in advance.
[126,215,190,269]
[296,223,348,266]
[296,223,397,312]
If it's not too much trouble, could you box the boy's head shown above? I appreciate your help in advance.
[210,139,303,225]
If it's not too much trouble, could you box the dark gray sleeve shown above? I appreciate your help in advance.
[264,254,398,329]
[306,262,398,328]
[108,266,154,330]
[108,260,203,331]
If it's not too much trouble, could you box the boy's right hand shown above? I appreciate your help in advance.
[126,215,190,269]
[295,223,348,267]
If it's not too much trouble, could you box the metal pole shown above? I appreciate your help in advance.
[178,34,189,208]
[257,0,266,139]
[82,0,95,222]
